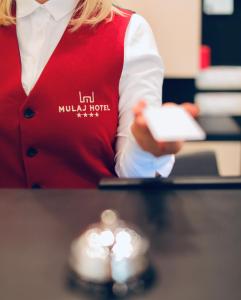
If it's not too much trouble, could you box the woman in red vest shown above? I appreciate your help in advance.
[0,0,197,188]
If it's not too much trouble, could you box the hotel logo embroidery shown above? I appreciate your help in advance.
[58,92,110,118]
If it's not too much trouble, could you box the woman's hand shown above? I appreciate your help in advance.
[131,100,199,157]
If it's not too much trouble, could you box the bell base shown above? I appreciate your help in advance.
[67,265,156,299]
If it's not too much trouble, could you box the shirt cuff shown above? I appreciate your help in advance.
[115,129,175,178]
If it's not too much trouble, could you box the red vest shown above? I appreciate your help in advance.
[0,10,133,188]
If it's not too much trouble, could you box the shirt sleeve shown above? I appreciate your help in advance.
[115,14,175,178]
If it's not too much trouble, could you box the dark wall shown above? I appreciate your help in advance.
[164,0,241,103]
[163,79,195,104]
[202,0,241,66]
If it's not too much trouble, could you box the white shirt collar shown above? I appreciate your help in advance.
[16,0,79,21]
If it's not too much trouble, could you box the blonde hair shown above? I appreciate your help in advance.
[0,0,124,30]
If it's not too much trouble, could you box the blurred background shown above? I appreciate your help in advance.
[118,0,241,177]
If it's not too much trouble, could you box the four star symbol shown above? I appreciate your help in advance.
[76,112,100,118]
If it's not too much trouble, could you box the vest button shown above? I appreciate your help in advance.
[24,108,35,119]
[31,183,42,189]
[27,147,38,157]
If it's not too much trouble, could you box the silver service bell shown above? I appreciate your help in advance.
[69,210,154,298]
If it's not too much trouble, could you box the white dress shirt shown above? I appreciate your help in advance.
[16,0,175,178]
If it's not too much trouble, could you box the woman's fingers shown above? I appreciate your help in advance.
[133,99,147,117]
[132,116,183,157]
[131,100,198,157]
[134,100,200,120]
[181,102,200,118]
[156,141,183,156]
[163,102,176,107]
[164,102,200,118]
